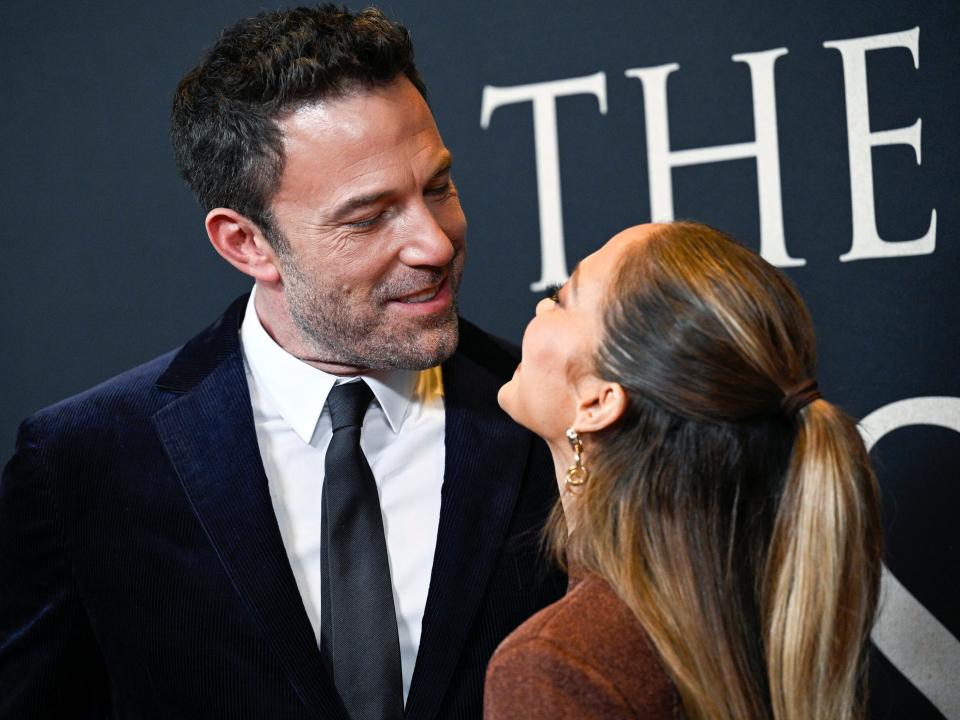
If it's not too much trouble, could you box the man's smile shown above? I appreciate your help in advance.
[387,274,452,315]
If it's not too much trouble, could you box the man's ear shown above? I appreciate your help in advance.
[206,207,281,283]
[572,378,628,433]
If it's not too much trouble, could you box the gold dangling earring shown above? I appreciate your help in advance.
[565,428,589,487]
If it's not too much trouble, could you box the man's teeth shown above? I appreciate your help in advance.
[401,286,439,303]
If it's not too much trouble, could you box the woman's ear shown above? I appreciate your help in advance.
[206,207,282,283]
[572,378,628,433]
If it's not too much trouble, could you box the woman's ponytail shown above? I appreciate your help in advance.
[763,399,883,720]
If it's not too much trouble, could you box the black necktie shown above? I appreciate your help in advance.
[319,381,404,720]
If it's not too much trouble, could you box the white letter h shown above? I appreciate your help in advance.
[626,49,803,267]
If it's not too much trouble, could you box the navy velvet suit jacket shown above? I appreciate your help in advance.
[0,296,566,719]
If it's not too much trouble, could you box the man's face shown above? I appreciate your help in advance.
[267,77,466,370]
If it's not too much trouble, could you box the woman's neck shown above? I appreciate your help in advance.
[547,439,577,526]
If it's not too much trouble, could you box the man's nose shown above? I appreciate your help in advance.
[399,203,456,267]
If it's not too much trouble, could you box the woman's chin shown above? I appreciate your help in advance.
[497,375,533,432]
[497,377,517,417]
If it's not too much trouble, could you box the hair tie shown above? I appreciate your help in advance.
[780,379,822,417]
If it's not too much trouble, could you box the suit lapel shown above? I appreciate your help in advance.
[151,297,346,720]
[404,342,532,720]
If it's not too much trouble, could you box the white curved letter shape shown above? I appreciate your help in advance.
[860,396,960,719]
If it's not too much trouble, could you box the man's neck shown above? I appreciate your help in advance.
[253,282,370,376]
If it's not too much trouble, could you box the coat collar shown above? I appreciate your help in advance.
[155,294,248,394]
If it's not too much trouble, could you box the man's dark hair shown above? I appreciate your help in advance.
[171,4,426,247]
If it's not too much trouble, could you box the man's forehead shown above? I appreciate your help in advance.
[279,79,434,143]
[269,82,451,212]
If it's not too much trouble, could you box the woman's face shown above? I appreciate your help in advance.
[498,227,647,445]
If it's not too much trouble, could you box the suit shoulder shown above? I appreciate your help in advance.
[497,574,651,660]
[20,348,181,444]
[484,578,648,719]
[456,318,520,382]
[19,295,247,442]
[488,574,678,717]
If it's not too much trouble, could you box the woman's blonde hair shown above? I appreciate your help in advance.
[551,222,882,720]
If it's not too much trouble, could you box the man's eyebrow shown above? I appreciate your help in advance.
[330,190,390,222]
[329,152,454,222]
[430,151,453,179]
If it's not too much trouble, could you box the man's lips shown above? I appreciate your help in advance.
[393,279,444,303]
[386,275,452,315]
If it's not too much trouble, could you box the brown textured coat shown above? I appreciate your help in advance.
[484,572,683,719]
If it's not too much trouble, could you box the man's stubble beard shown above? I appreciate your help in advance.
[281,255,463,371]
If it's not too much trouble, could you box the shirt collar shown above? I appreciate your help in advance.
[240,288,417,443]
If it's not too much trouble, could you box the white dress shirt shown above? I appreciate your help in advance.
[239,288,445,702]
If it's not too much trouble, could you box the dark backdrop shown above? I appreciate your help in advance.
[2,2,957,717]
